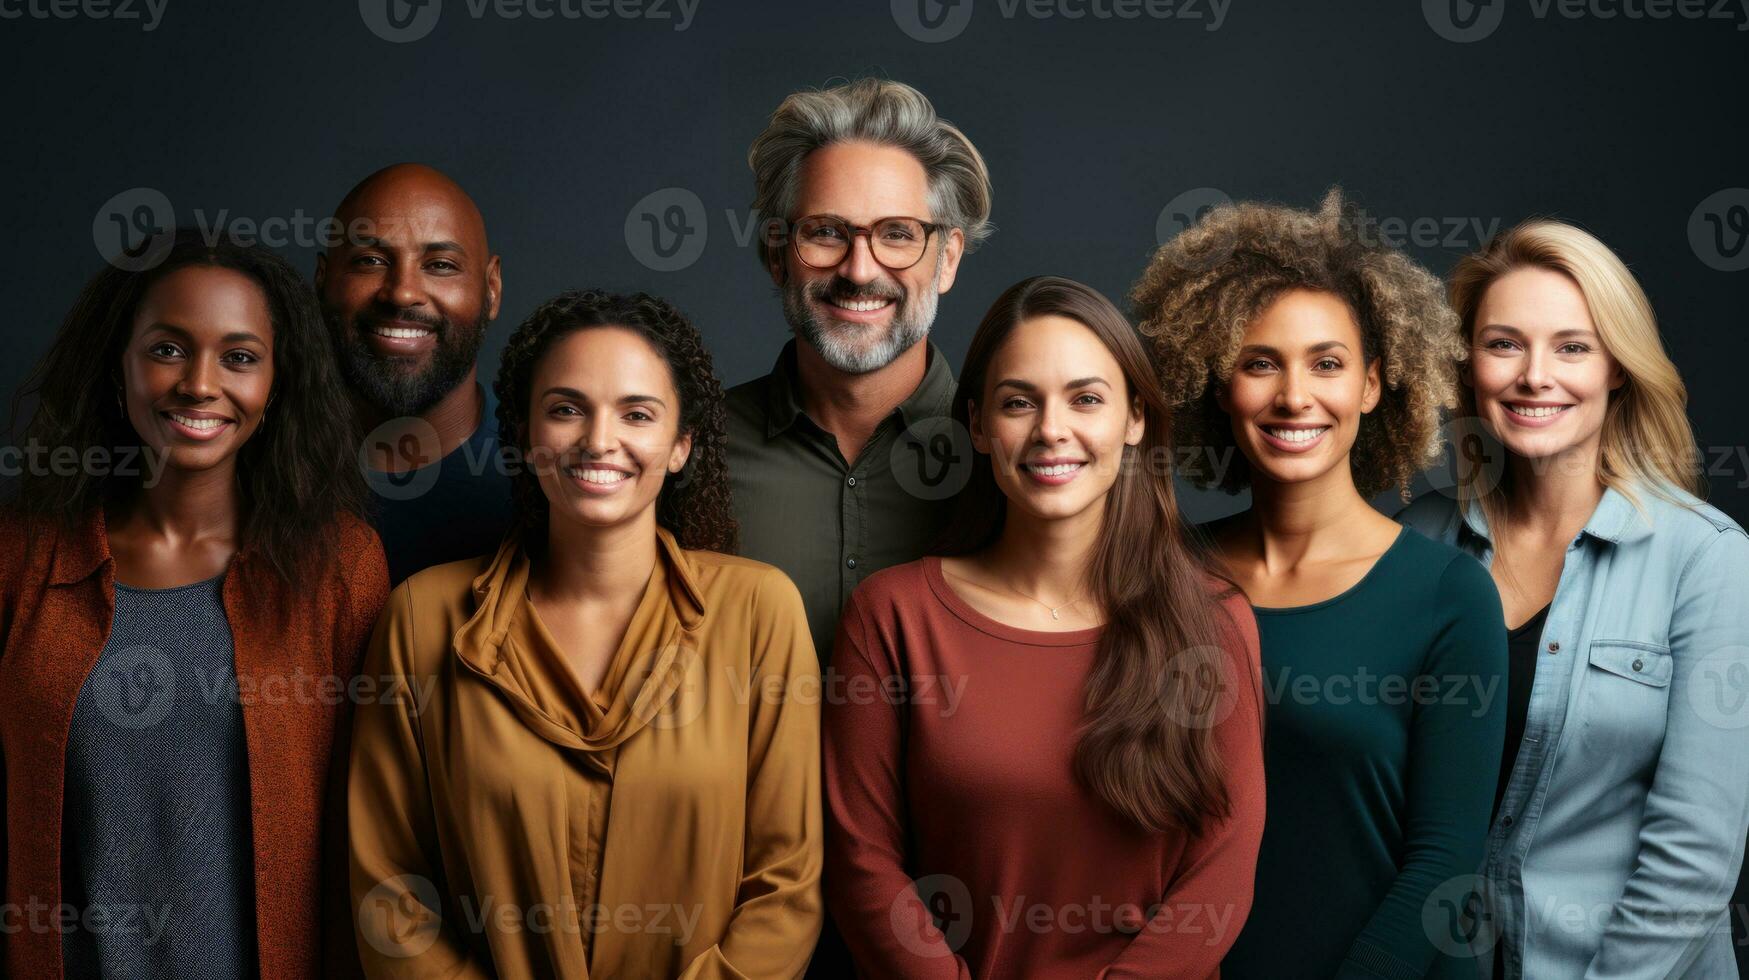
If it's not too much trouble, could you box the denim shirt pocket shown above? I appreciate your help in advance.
[1587,639,1674,687]
[1577,639,1673,762]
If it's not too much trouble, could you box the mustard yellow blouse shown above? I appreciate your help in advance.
[348,527,823,978]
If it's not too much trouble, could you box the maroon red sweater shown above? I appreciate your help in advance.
[824,556,1266,979]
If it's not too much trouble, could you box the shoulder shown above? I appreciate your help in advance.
[723,373,771,431]
[687,548,806,614]
[1394,491,1464,543]
[1640,483,1746,544]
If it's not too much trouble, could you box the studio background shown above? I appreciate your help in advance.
[3,0,1745,523]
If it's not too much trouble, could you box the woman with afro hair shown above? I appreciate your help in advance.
[347,289,823,978]
[1132,190,1507,979]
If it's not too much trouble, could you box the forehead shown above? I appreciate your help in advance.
[134,265,273,335]
[1477,266,1595,332]
[341,183,482,249]
[533,326,675,392]
[1242,289,1362,349]
[792,140,933,220]
[988,315,1121,382]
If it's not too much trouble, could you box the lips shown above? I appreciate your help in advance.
[1258,424,1330,453]
[359,316,440,355]
[565,464,634,494]
[1020,459,1085,486]
[161,410,234,441]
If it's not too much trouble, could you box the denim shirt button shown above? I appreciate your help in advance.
[1632,658,1644,672]
[1547,641,1560,653]
[1502,814,1514,827]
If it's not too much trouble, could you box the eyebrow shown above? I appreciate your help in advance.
[541,386,668,408]
[142,323,267,345]
[349,235,468,255]
[1478,323,1600,342]
[993,376,1111,392]
[1238,341,1351,356]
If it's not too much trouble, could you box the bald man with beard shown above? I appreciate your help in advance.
[317,163,514,584]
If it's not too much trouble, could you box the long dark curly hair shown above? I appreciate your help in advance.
[7,227,368,581]
[493,289,737,554]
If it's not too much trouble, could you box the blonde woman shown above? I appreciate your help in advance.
[1399,220,1749,979]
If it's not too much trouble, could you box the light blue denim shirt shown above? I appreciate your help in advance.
[1398,483,1749,979]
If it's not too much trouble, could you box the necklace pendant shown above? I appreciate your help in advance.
[1050,608,1060,621]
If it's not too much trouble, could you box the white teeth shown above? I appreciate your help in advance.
[369,325,432,339]
[831,297,893,312]
[1507,404,1568,418]
[567,467,628,485]
[1024,462,1083,477]
[168,413,225,430]
[1264,426,1328,443]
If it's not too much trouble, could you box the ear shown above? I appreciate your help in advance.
[1360,357,1383,414]
[1125,394,1146,447]
[1608,358,1627,392]
[966,397,989,453]
[934,227,966,294]
[1213,379,1232,415]
[313,252,328,293]
[668,429,694,474]
[486,254,503,321]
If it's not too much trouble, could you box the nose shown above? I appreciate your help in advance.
[834,230,883,285]
[1036,397,1071,444]
[583,410,617,458]
[175,351,220,402]
[1275,367,1314,413]
[376,257,426,310]
[1519,345,1553,391]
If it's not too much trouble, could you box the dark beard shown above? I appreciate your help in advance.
[327,304,489,418]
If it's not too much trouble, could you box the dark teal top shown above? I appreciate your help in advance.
[1220,524,1507,980]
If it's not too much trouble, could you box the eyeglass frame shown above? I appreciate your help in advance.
[780,214,947,271]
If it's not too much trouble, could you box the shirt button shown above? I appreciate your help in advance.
[847,476,857,487]
[1632,658,1644,672]
[1502,814,1514,827]
[1547,641,1560,653]
[846,557,858,569]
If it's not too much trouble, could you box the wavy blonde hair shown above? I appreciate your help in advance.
[1130,188,1465,501]
[1447,219,1702,522]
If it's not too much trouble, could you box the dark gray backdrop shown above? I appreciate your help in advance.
[4,0,1745,522]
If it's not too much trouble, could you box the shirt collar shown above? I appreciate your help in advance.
[761,337,957,440]
[1459,484,1655,548]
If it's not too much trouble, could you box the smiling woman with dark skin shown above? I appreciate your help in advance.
[0,229,388,979]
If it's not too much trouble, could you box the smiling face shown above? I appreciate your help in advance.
[1218,288,1381,488]
[526,326,692,533]
[121,264,275,474]
[316,165,501,417]
[1467,265,1624,465]
[774,140,965,374]
[969,314,1144,525]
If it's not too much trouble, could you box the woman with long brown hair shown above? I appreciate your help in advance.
[822,275,1265,979]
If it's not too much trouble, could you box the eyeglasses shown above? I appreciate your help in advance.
[784,215,943,271]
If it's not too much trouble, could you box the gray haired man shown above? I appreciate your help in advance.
[725,77,994,665]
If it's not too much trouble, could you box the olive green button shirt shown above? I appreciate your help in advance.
[725,339,958,665]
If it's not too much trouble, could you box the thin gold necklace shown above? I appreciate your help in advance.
[1006,582,1087,621]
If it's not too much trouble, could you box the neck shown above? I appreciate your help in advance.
[1502,443,1605,536]
[1243,463,1377,564]
[122,461,240,543]
[358,371,483,474]
[794,338,927,461]
[532,506,661,603]
[985,498,1104,602]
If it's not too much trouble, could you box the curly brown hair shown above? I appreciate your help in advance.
[1130,188,1465,501]
[492,289,737,553]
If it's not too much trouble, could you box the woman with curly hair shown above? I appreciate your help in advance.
[1132,190,1507,978]
[1397,221,1749,979]
[0,229,387,979]
[348,289,822,978]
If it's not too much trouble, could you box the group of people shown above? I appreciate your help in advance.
[2,76,1746,980]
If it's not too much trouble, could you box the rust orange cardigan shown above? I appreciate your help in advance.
[0,509,389,980]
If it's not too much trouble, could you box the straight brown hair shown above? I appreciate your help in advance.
[934,275,1244,835]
